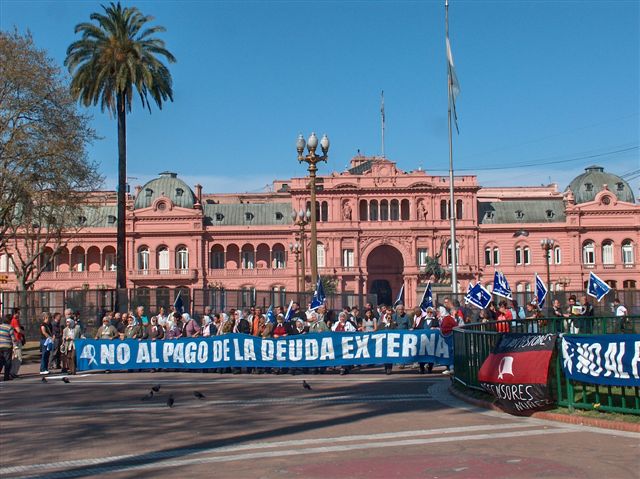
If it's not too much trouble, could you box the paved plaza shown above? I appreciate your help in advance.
[1,365,638,479]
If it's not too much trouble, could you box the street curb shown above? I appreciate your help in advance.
[448,385,640,433]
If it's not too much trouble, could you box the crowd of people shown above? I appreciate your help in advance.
[0,293,630,381]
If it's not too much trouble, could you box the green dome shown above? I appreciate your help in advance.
[566,165,635,204]
[134,172,196,209]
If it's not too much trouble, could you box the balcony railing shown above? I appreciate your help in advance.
[129,269,198,280]
[207,268,288,277]
[39,271,117,281]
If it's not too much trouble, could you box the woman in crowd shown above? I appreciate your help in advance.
[149,316,165,340]
[360,309,377,332]
[39,313,53,375]
[375,311,397,374]
[61,317,83,375]
[95,316,118,340]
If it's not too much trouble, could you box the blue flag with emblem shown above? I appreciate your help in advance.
[419,281,433,313]
[465,283,492,309]
[587,271,611,302]
[535,273,548,308]
[393,284,405,308]
[310,277,326,310]
[173,291,184,315]
[493,271,512,300]
[464,281,474,304]
[266,305,276,323]
[284,300,294,322]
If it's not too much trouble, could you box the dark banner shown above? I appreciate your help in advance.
[478,333,557,415]
[75,330,453,371]
[561,334,640,387]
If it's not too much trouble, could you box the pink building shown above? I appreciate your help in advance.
[1,159,638,309]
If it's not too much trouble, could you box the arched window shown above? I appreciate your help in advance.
[624,280,637,289]
[380,200,389,221]
[602,241,614,265]
[622,240,634,265]
[523,246,531,265]
[317,242,326,268]
[515,247,522,265]
[71,247,85,272]
[175,246,189,270]
[241,244,255,269]
[390,200,400,221]
[493,247,500,265]
[554,246,561,265]
[0,253,14,273]
[210,245,225,269]
[446,241,459,265]
[103,246,116,271]
[137,246,149,271]
[369,200,379,221]
[456,199,463,220]
[321,201,328,222]
[157,246,169,271]
[272,243,286,269]
[484,247,492,266]
[359,200,368,221]
[606,280,617,289]
[582,241,595,265]
[401,199,410,220]
[440,199,448,220]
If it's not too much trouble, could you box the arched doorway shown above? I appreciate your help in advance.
[366,245,404,306]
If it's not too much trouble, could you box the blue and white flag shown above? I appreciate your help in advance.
[266,305,276,323]
[464,281,474,304]
[393,284,405,308]
[310,277,326,310]
[493,271,512,300]
[587,271,611,302]
[419,281,433,313]
[465,283,492,309]
[284,300,294,322]
[173,291,184,315]
[535,273,548,308]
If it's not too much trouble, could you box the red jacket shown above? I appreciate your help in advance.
[440,315,458,336]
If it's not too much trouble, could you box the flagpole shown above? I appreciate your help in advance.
[381,90,385,157]
[446,0,458,295]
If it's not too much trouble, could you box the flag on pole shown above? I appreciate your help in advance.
[284,300,294,322]
[465,283,492,309]
[266,305,276,324]
[464,281,474,304]
[173,291,184,315]
[587,272,612,302]
[310,277,326,310]
[493,271,513,300]
[535,274,548,308]
[393,284,405,308]
[419,281,433,313]
[446,38,460,133]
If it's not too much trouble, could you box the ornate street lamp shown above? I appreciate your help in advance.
[540,238,555,315]
[291,208,310,292]
[297,132,329,287]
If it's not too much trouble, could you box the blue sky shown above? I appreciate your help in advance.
[1,0,638,194]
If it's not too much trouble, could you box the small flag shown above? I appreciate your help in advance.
[284,300,294,322]
[393,284,405,308]
[464,281,475,304]
[465,283,492,309]
[173,291,184,315]
[266,305,276,323]
[493,271,512,300]
[419,281,433,313]
[587,272,611,302]
[535,274,548,308]
[310,277,326,311]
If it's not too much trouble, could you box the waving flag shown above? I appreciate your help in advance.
[493,271,512,300]
[419,281,433,313]
[266,305,276,324]
[173,291,184,315]
[466,283,492,309]
[535,274,548,308]
[587,272,611,302]
[284,300,294,322]
[310,277,326,310]
[464,281,474,304]
[393,284,405,308]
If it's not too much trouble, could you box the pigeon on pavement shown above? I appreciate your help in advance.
[167,395,175,408]
[193,391,205,399]
[302,380,312,390]
[151,384,161,393]
[62,377,70,384]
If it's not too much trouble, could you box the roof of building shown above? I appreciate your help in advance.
[203,202,293,226]
[348,159,374,175]
[134,172,196,209]
[478,199,566,224]
[566,165,635,204]
[79,205,117,228]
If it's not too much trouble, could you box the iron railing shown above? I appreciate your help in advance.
[453,316,640,415]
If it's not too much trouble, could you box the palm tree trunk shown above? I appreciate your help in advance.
[116,93,127,305]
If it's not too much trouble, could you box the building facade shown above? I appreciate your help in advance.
[1,158,638,308]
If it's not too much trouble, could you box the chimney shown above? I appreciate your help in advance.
[195,184,203,208]
[134,185,142,197]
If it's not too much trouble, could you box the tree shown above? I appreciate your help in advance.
[0,31,103,317]
[65,1,176,296]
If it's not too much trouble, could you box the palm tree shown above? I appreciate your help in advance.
[65,2,175,299]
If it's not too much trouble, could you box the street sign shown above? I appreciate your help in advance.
[0,274,8,284]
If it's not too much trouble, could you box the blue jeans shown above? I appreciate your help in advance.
[40,340,51,372]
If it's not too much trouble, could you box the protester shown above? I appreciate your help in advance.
[61,317,83,375]
[149,316,165,340]
[0,315,15,381]
[360,309,377,332]
[39,313,53,375]
[614,297,628,332]
[376,311,397,375]
[183,313,201,337]
[579,295,594,334]
[393,304,410,330]
[410,306,430,374]
[496,301,512,333]
[166,312,184,339]
[96,316,118,340]
[49,312,63,370]
[9,310,25,379]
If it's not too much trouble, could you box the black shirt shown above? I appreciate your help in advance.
[40,321,53,339]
